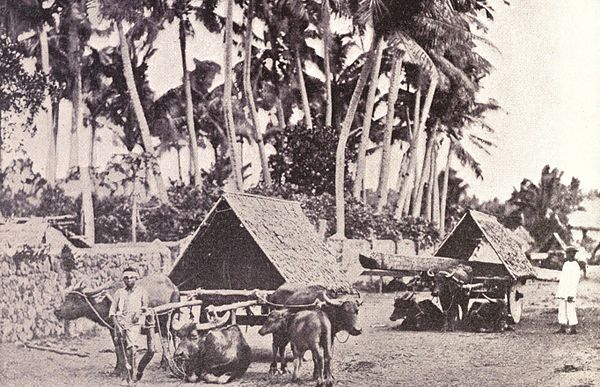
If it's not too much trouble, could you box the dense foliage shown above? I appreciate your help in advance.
[269,123,355,196]
[0,36,55,148]
[248,183,440,249]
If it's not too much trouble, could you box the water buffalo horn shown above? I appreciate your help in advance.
[195,311,231,331]
[356,290,363,306]
[84,283,111,297]
[322,291,343,306]
[66,280,84,292]
[441,270,455,278]
[426,269,435,277]
[482,294,498,303]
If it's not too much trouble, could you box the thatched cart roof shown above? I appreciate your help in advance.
[511,225,535,252]
[538,232,568,253]
[170,193,351,291]
[436,210,536,279]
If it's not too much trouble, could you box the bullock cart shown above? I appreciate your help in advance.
[148,288,276,327]
[360,253,528,323]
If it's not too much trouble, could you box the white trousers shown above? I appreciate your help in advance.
[557,299,577,325]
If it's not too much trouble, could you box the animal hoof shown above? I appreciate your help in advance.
[186,373,198,383]
[269,365,279,375]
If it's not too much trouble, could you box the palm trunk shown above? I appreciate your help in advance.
[131,178,137,243]
[353,38,384,199]
[117,20,169,202]
[68,114,79,172]
[394,143,410,191]
[333,36,378,238]
[0,110,3,169]
[395,75,422,217]
[223,0,243,190]
[69,18,95,244]
[179,18,203,188]
[431,143,440,227]
[376,54,404,212]
[322,0,332,127]
[424,140,437,222]
[439,143,452,234]
[243,1,271,186]
[409,76,438,213]
[399,75,437,218]
[47,101,59,184]
[173,147,181,182]
[40,23,57,185]
[295,47,313,130]
[411,129,436,217]
[276,98,286,130]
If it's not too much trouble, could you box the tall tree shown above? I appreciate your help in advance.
[333,35,379,238]
[223,0,243,189]
[321,0,333,127]
[176,2,203,187]
[3,0,60,183]
[375,52,404,211]
[243,0,271,186]
[353,38,384,199]
[66,0,95,243]
[98,0,170,202]
[0,35,49,168]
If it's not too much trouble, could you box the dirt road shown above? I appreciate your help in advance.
[2,267,600,387]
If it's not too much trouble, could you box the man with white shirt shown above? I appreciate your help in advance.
[555,246,582,334]
[109,267,155,382]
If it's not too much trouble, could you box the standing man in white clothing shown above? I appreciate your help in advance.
[555,246,582,334]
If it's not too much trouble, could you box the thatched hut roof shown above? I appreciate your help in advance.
[436,210,536,279]
[170,193,351,291]
[0,219,72,248]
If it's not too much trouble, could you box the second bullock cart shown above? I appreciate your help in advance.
[361,210,538,323]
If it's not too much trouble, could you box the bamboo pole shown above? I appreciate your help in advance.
[24,343,90,358]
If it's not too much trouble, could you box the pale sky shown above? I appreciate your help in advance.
[10,0,600,201]
[468,0,600,200]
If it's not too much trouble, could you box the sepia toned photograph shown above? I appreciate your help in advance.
[1,0,599,386]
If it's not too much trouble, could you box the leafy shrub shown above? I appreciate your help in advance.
[269,124,355,196]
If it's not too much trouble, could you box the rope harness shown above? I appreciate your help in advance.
[67,291,114,331]
[153,309,186,379]
[67,291,136,383]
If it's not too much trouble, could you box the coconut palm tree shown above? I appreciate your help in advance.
[223,0,243,190]
[352,37,384,199]
[97,0,170,202]
[2,0,61,183]
[242,0,271,186]
[65,0,95,242]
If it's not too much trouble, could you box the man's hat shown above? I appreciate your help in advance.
[565,246,579,253]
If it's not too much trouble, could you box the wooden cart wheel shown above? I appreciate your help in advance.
[508,282,524,324]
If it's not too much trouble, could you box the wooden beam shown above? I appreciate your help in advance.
[180,289,274,298]
[361,269,413,278]
[149,299,204,315]
[206,300,259,314]
[23,343,89,357]
[361,252,464,272]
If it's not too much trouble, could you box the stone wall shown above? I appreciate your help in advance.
[327,238,418,281]
[0,242,173,343]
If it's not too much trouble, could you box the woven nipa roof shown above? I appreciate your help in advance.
[0,219,71,247]
[169,193,351,291]
[436,210,536,279]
